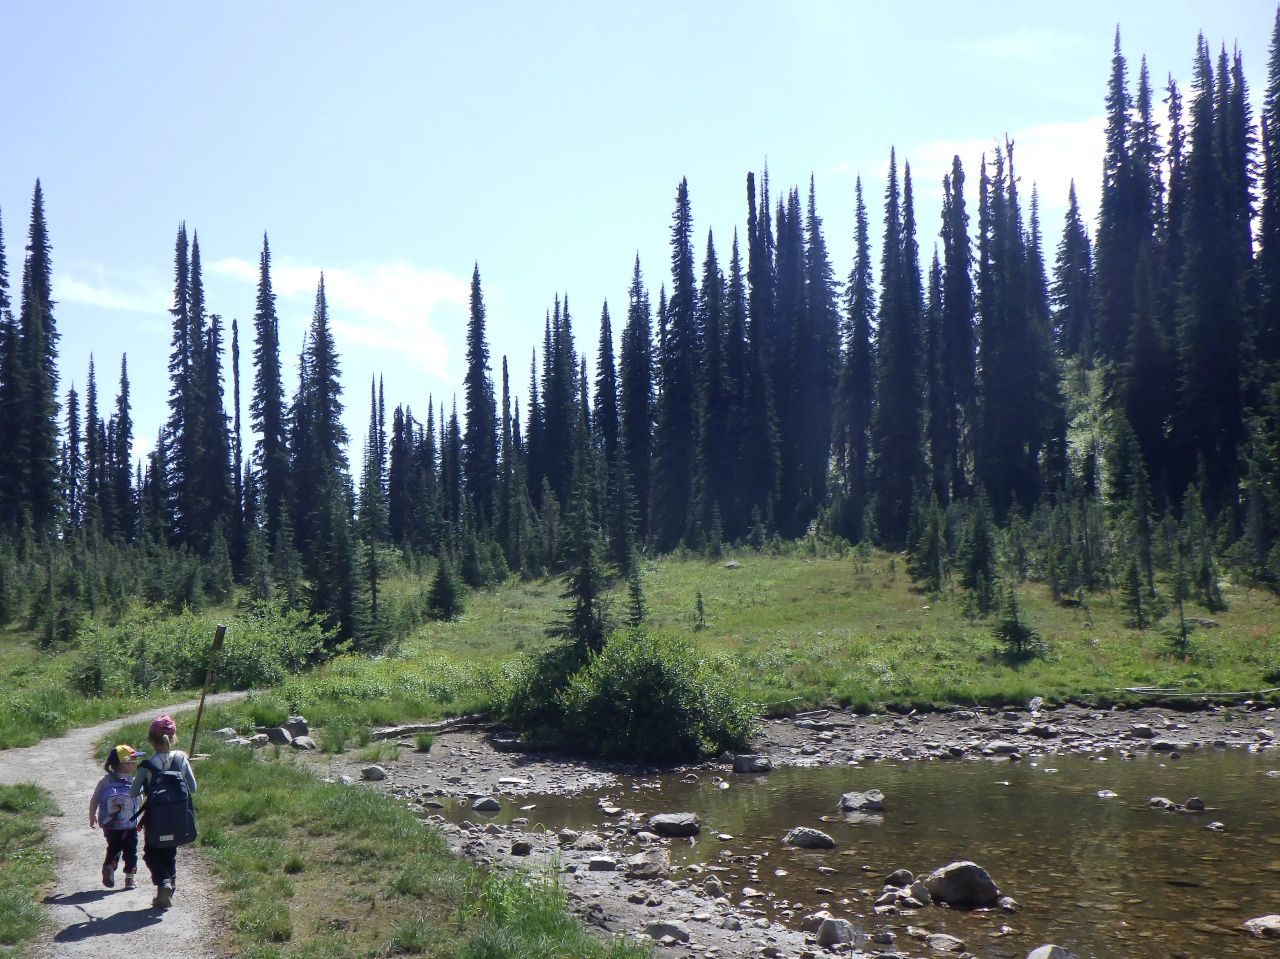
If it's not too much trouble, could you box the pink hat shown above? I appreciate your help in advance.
[149,715,177,738]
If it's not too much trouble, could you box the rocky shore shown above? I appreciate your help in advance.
[310,699,1277,959]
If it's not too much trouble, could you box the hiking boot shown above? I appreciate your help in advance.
[124,873,137,889]
[154,881,173,909]
[101,862,115,888]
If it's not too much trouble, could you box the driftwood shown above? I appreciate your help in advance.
[371,712,491,741]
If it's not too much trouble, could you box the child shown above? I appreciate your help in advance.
[130,715,197,909]
[89,744,144,889]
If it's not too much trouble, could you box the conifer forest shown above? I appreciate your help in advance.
[2,18,1280,657]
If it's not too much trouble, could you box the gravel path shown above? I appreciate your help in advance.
[0,694,244,959]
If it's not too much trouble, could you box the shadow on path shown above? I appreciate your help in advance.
[43,889,116,907]
[54,907,165,942]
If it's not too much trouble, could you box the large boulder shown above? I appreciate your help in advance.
[264,726,293,746]
[1243,915,1280,939]
[648,812,700,837]
[283,715,310,738]
[781,826,835,849]
[624,850,669,880]
[837,788,885,812]
[644,920,691,943]
[923,861,1000,908]
[816,917,855,947]
[733,754,773,774]
[360,764,387,781]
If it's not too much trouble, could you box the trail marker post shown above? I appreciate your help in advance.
[189,624,226,756]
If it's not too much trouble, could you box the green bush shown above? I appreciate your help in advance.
[70,602,327,697]
[514,629,757,762]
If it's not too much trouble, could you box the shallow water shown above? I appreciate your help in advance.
[450,749,1280,958]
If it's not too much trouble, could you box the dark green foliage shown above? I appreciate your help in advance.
[555,630,756,762]
[907,493,947,593]
[992,586,1043,662]
[958,488,997,615]
[462,265,498,528]
[250,234,291,549]
[427,555,463,621]
[619,257,654,542]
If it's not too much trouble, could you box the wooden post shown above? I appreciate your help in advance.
[189,624,226,756]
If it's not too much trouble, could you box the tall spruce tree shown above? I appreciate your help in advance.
[834,177,875,541]
[939,156,976,501]
[1052,182,1095,358]
[250,234,290,549]
[463,264,498,528]
[742,171,780,529]
[619,256,654,543]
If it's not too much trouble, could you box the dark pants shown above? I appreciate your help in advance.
[142,844,177,888]
[103,828,138,873]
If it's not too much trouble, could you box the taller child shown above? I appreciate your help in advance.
[130,715,197,909]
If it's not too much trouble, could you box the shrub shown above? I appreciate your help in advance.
[414,732,435,752]
[552,629,757,762]
[70,602,327,697]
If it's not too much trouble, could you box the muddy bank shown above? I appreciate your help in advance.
[313,701,1277,958]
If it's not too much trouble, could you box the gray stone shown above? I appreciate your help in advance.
[1026,947,1078,959]
[558,828,580,845]
[719,915,742,931]
[1097,789,1118,798]
[928,933,966,953]
[644,920,690,943]
[264,726,293,746]
[986,740,1019,754]
[703,875,724,897]
[648,812,700,837]
[885,868,914,887]
[283,715,309,737]
[815,917,855,947]
[798,910,833,933]
[1182,796,1206,812]
[781,826,835,849]
[571,832,607,851]
[510,840,533,856]
[587,856,618,871]
[908,880,932,905]
[1243,915,1280,940]
[224,737,252,747]
[837,788,885,812]
[923,861,1000,909]
[625,850,669,880]
[337,774,353,785]
[210,727,240,741]
[998,895,1020,912]
[1149,739,1187,752]
[472,797,501,812]
[733,754,773,774]
[289,735,318,750]
[1207,820,1226,832]
[1148,796,1178,812]
[361,764,387,781]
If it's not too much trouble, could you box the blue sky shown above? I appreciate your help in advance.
[0,2,1271,467]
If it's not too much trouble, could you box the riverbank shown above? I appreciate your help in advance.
[309,700,1277,958]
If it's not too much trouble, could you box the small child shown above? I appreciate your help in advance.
[89,744,145,889]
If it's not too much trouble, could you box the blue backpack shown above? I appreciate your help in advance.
[140,753,197,849]
[98,777,134,829]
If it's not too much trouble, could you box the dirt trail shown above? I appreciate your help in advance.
[0,694,244,959]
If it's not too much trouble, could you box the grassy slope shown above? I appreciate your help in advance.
[107,708,647,959]
[0,784,57,957]
[373,548,1280,713]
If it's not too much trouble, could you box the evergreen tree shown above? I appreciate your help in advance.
[1259,7,1280,369]
[462,264,498,528]
[871,152,926,545]
[939,157,976,500]
[742,171,780,532]
[111,357,134,541]
[834,177,875,541]
[1053,181,1095,359]
[652,178,699,550]
[250,234,291,549]
[427,552,463,621]
[64,384,81,530]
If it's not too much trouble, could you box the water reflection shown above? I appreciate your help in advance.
[445,750,1279,958]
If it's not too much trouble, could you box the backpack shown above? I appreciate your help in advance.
[140,753,197,849]
[98,777,134,829]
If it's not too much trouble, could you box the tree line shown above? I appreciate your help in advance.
[2,14,1280,648]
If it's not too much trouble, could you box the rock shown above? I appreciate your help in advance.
[871,929,896,944]
[644,920,691,943]
[1186,617,1219,628]
[986,740,1019,754]
[703,875,724,897]
[571,832,607,851]
[798,910,833,933]
[815,917,855,947]
[1149,739,1186,752]
[998,895,1020,912]
[337,774,353,785]
[290,735,318,750]
[1028,696,1044,713]
[928,933,966,953]
[1148,796,1178,812]
[1026,947,1077,959]
[283,715,309,737]
[723,560,741,570]
[719,915,743,931]
[264,726,293,746]
[908,880,932,905]
[558,828,580,845]
[472,797,501,812]
[210,727,240,741]
[1243,915,1280,939]
[1182,796,1206,812]
[510,840,533,856]
[648,812,700,837]
[361,764,387,782]
[733,754,773,774]
[587,856,617,871]
[1207,821,1226,832]
[923,861,1000,909]
[781,826,835,849]
[885,868,914,887]
[625,850,669,880]
[837,788,885,812]
[1097,789,1118,798]
[1129,724,1158,739]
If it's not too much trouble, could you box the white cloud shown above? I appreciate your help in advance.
[209,257,468,380]
[57,268,168,314]
[907,115,1106,233]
